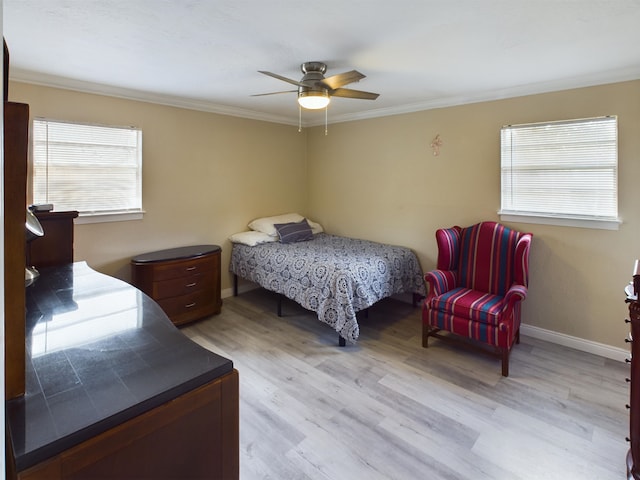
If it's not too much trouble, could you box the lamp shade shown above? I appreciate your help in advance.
[298,90,330,110]
[25,208,44,242]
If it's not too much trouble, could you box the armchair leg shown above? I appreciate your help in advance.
[501,348,510,377]
[422,323,430,348]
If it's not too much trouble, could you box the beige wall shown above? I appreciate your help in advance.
[10,79,640,350]
[9,81,308,286]
[307,80,640,349]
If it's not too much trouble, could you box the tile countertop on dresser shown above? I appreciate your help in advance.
[7,261,234,472]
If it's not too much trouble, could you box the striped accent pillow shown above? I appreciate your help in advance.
[274,219,313,243]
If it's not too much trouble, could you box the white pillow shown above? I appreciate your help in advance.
[229,231,277,246]
[248,213,304,237]
[248,213,324,236]
[306,219,324,234]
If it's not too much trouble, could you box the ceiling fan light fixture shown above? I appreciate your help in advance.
[297,89,330,110]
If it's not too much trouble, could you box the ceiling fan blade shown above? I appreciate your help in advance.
[258,70,307,87]
[331,88,379,100]
[321,70,366,90]
[251,90,297,97]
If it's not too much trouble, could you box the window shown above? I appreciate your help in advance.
[499,116,619,230]
[32,118,143,222]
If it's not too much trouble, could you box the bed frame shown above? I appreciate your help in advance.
[232,273,423,347]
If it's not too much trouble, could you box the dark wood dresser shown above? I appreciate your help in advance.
[131,245,222,326]
[7,262,239,479]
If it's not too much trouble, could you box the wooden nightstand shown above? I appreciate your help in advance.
[131,245,222,326]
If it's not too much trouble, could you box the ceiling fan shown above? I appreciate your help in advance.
[253,61,379,110]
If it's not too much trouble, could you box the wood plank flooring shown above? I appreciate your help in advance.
[182,288,629,480]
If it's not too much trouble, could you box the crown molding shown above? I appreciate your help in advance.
[307,65,640,127]
[11,65,640,128]
[10,69,299,126]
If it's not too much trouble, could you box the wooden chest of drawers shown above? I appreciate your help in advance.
[131,245,222,326]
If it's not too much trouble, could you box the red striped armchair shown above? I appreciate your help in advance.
[422,221,532,376]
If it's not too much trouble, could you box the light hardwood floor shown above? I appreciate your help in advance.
[182,288,629,480]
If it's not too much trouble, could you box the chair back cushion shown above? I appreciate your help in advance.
[457,222,525,296]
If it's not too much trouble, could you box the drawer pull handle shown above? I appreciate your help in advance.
[185,282,197,288]
[186,266,197,271]
[185,302,196,308]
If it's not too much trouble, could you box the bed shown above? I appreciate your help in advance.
[229,214,426,344]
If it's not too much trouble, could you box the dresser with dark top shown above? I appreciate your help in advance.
[131,245,222,326]
[6,262,239,479]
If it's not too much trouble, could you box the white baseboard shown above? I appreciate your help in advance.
[520,324,629,363]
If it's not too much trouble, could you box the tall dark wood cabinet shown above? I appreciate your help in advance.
[3,101,29,400]
[27,210,78,269]
[628,293,640,479]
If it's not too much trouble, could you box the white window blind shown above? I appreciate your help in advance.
[32,118,142,216]
[500,116,618,226]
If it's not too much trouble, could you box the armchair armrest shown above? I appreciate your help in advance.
[503,284,528,308]
[424,269,457,300]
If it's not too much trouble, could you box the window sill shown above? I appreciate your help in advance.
[498,211,621,230]
[75,211,145,225]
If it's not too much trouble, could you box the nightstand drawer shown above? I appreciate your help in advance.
[153,256,215,281]
[156,290,217,325]
[153,270,215,299]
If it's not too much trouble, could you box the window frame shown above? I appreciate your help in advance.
[498,115,620,230]
[31,117,144,224]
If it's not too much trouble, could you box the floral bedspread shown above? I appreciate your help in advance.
[229,233,426,342]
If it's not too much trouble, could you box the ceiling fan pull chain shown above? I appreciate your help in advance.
[298,104,302,133]
[325,107,328,136]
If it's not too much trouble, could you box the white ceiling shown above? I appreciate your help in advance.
[4,0,640,126]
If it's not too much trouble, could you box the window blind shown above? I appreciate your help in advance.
[32,118,142,215]
[500,116,618,222]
